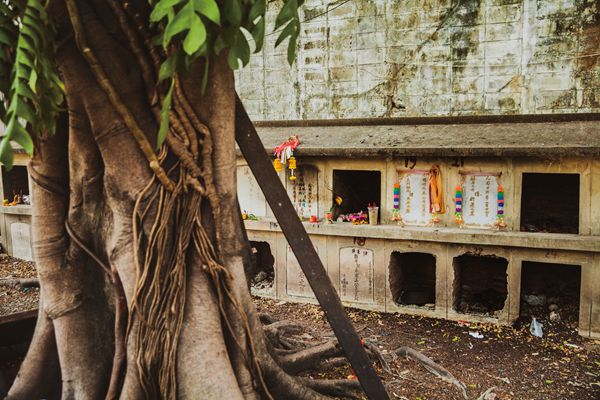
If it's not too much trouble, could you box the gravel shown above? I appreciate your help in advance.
[0,255,39,317]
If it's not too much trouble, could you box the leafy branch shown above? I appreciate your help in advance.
[0,0,63,169]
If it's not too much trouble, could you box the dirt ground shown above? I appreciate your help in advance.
[255,297,600,400]
[1,255,598,399]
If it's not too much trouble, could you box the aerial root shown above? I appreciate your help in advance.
[0,278,39,289]
[395,346,468,399]
[280,341,343,374]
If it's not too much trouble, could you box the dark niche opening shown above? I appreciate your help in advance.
[332,170,381,222]
[453,254,508,316]
[249,241,274,293]
[389,252,436,308]
[520,261,580,328]
[520,173,579,234]
[2,165,30,202]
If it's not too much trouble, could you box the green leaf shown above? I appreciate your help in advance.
[248,0,265,23]
[10,120,34,155]
[287,31,298,65]
[224,0,241,27]
[0,136,14,169]
[157,79,175,149]
[158,54,178,82]
[150,0,183,22]
[275,20,296,47]
[193,0,220,25]
[227,47,239,70]
[28,68,37,93]
[183,14,206,55]
[163,1,195,48]
[251,18,265,53]
[227,32,250,70]
[0,29,14,47]
[274,0,297,30]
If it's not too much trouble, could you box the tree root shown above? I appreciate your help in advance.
[281,341,343,374]
[364,340,392,374]
[299,378,363,399]
[0,278,40,289]
[395,346,468,399]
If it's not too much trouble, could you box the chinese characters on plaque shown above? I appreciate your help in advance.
[287,166,319,219]
[462,174,499,227]
[339,247,374,303]
[399,172,431,225]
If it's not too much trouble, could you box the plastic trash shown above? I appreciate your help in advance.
[530,317,543,337]
[469,331,484,339]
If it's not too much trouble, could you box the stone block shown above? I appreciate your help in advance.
[485,92,521,111]
[356,47,385,64]
[486,74,522,92]
[332,96,359,118]
[534,89,577,110]
[386,45,418,63]
[532,72,573,91]
[355,31,386,50]
[485,21,523,42]
[451,93,485,112]
[328,1,356,19]
[486,4,522,24]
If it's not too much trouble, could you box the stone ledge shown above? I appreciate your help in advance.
[244,220,600,253]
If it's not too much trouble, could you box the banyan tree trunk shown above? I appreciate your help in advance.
[6,1,364,399]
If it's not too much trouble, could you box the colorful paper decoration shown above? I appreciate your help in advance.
[273,135,300,176]
[494,184,506,228]
[391,182,403,225]
[454,184,464,226]
[393,182,400,209]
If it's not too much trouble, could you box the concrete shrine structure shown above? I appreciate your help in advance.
[237,116,600,339]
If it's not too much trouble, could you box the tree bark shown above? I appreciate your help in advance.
[6,1,370,399]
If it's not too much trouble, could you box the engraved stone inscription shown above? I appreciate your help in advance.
[286,245,314,298]
[400,172,431,225]
[339,247,374,303]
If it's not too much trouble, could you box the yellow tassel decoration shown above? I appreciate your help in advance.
[273,158,283,173]
[288,156,297,180]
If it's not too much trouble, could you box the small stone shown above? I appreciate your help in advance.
[253,271,268,283]
[549,311,561,322]
[548,304,559,312]
[523,294,546,306]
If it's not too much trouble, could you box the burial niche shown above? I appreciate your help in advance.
[389,252,436,308]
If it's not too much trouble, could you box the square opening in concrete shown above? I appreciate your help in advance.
[520,261,580,328]
[520,173,579,234]
[453,254,508,317]
[249,241,274,293]
[389,252,436,308]
[2,165,30,202]
[332,170,381,222]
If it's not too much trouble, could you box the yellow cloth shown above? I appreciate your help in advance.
[429,166,445,214]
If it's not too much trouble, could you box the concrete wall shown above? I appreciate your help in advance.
[239,154,600,337]
[235,0,600,120]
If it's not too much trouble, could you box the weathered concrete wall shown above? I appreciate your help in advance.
[235,0,600,120]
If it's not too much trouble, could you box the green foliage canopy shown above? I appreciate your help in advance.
[0,0,303,167]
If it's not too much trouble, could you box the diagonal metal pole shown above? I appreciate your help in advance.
[235,96,389,400]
